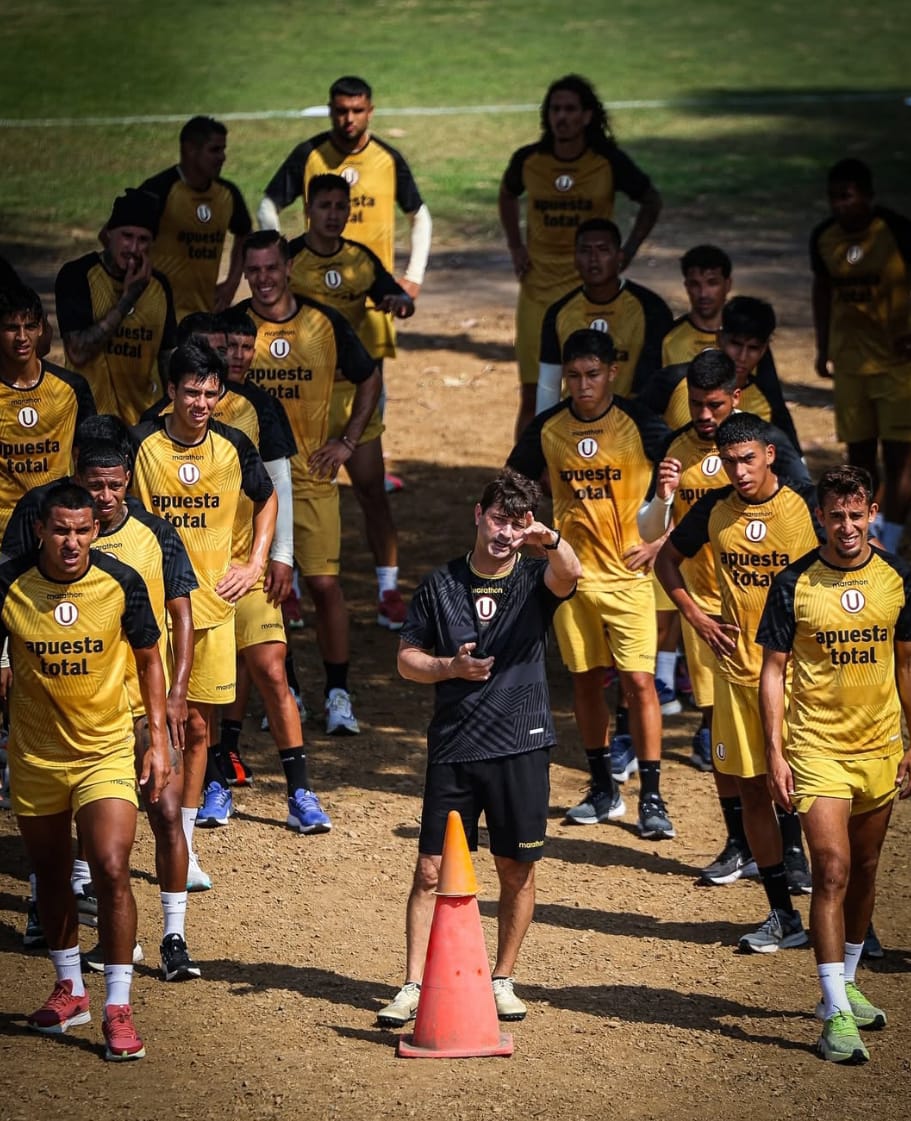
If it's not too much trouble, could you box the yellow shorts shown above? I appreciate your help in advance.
[10,743,139,816]
[360,306,396,360]
[712,676,764,778]
[328,379,385,445]
[554,580,657,674]
[187,618,237,705]
[834,368,911,445]
[293,488,341,577]
[789,749,902,817]
[516,287,553,386]
[653,571,676,613]
[235,577,286,651]
[680,617,716,710]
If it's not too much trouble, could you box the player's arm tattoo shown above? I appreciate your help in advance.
[63,295,133,365]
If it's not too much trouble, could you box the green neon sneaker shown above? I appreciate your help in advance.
[817,1011,870,1064]
[815,983,887,1030]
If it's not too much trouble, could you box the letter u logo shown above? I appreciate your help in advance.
[589,318,609,334]
[324,270,342,290]
[840,589,865,614]
[54,602,79,627]
[702,454,721,477]
[18,406,38,429]
[475,595,497,621]
[577,437,598,459]
[554,174,574,191]
[269,338,290,359]
[178,463,200,485]
[196,204,212,223]
[745,520,767,542]
[341,167,359,186]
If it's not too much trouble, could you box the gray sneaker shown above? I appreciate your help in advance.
[492,976,527,1021]
[565,783,625,824]
[377,981,421,1027]
[738,908,808,953]
[82,941,144,973]
[700,838,758,885]
[637,795,676,839]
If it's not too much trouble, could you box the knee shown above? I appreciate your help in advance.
[91,846,132,890]
[812,853,850,896]
[497,858,535,896]
[305,576,340,609]
[621,672,656,704]
[412,856,440,895]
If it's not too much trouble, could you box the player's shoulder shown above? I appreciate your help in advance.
[667,420,696,451]
[0,550,37,595]
[287,233,308,259]
[209,416,258,453]
[139,166,181,198]
[810,214,838,246]
[40,358,89,391]
[622,277,670,310]
[549,285,585,316]
[368,134,409,162]
[870,543,911,581]
[90,546,145,588]
[56,251,98,284]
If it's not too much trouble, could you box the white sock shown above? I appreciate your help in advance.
[29,872,38,903]
[655,650,677,686]
[181,807,197,853]
[844,940,864,984]
[104,963,133,1008]
[376,566,398,597]
[161,891,188,939]
[818,961,850,1019]
[878,521,904,553]
[71,858,91,894]
[50,946,85,996]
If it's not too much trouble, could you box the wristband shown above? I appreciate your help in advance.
[543,529,561,550]
[340,434,357,452]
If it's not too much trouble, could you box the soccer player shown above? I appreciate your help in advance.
[236,230,381,735]
[758,465,911,1063]
[499,74,662,439]
[376,468,581,1027]
[1,481,169,1059]
[811,158,911,553]
[655,413,821,950]
[0,284,95,536]
[258,75,431,364]
[135,116,253,322]
[288,173,414,626]
[508,329,676,839]
[661,245,733,368]
[131,341,276,884]
[536,218,673,411]
[56,190,177,425]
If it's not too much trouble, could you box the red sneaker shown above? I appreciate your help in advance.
[28,979,90,1034]
[377,589,407,631]
[103,1004,146,1061]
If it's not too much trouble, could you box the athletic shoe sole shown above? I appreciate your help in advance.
[29,1009,91,1034]
[738,929,809,953]
[701,858,759,886]
[565,795,626,825]
[286,813,332,835]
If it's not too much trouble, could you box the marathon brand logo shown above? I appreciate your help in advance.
[815,621,887,666]
[178,228,223,260]
[1,435,60,476]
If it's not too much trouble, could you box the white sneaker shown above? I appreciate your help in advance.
[186,851,212,892]
[492,976,527,1021]
[376,981,421,1027]
[325,689,359,736]
[262,687,307,732]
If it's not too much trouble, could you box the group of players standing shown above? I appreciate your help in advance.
[1,71,910,1067]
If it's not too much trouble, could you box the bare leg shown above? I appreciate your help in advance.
[737,774,783,867]
[619,669,662,763]
[492,856,536,977]
[344,436,397,569]
[404,854,441,982]
[77,797,138,965]
[17,810,77,950]
[302,574,349,664]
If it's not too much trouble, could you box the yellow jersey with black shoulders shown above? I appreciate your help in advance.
[501,141,652,303]
[508,396,671,589]
[0,361,95,536]
[0,549,160,761]
[810,206,911,376]
[758,546,911,756]
[55,251,177,425]
[131,416,273,629]
[139,166,252,323]
[661,315,717,368]
[539,280,672,397]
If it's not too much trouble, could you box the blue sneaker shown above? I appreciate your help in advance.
[610,734,638,782]
[690,726,713,772]
[655,678,682,716]
[286,789,332,834]
[197,781,233,828]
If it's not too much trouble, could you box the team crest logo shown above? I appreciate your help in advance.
[475,595,497,622]
[269,338,290,359]
[840,588,866,614]
[745,520,767,543]
[178,463,200,486]
[54,602,79,627]
[701,454,722,478]
[554,174,574,192]
[196,204,212,223]
[576,437,599,459]
[341,167,359,186]
[324,269,342,290]
[846,245,864,265]
[589,318,609,333]
[715,741,725,761]
[17,406,38,429]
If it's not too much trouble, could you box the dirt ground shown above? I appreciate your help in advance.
[2,217,911,1120]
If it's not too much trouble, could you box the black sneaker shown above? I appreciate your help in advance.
[700,838,758,885]
[637,794,676,839]
[75,883,98,928]
[784,845,812,895]
[160,933,201,982]
[23,900,45,948]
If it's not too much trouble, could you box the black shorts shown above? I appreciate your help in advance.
[418,747,550,862]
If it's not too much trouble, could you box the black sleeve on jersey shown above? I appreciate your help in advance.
[808,218,832,276]
[154,271,178,352]
[399,570,440,653]
[637,362,687,418]
[615,396,673,464]
[768,426,810,485]
[211,421,274,503]
[223,178,253,236]
[595,142,653,203]
[1,482,55,557]
[132,508,199,600]
[43,360,96,423]
[0,255,22,288]
[877,206,911,271]
[752,348,802,456]
[874,547,911,642]
[55,255,96,334]
[231,381,297,460]
[0,553,37,642]
[372,138,424,214]
[627,282,674,395]
[139,394,169,423]
[359,243,407,304]
[539,289,580,365]
[93,551,162,650]
[138,167,181,221]
[670,487,729,558]
[296,298,374,384]
[506,403,567,480]
[756,555,810,652]
[502,144,536,197]
[784,479,826,542]
[263,137,320,207]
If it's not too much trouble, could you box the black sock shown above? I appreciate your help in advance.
[279,747,311,795]
[219,719,242,754]
[285,650,302,694]
[586,748,612,791]
[205,749,228,786]
[324,661,349,695]
[776,805,803,851]
[758,863,793,915]
[721,796,749,850]
[614,706,630,737]
[639,760,661,800]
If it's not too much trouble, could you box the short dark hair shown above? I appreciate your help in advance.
[680,244,732,277]
[827,158,873,196]
[177,312,225,347]
[179,115,226,146]
[330,76,372,101]
[480,468,542,518]
[541,74,613,147]
[716,412,772,450]
[562,328,616,366]
[75,414,133,466]
[243,229,290,261]
[0,283,43,322]
[221,310,257,339]
[721,296,776,343]
[575,218,622,247]
[75,440,130,476]
[686,349,737,393]
[167,339,227,388]
[38,481,96,524]
[307,173,351,204]
[816,465,875,510]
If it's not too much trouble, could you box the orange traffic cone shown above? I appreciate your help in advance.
[398,812,513,1059]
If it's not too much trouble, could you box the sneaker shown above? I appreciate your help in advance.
[609,734,638,782]
[261,687,307,732]
[82,941,144,973]
[738,908,808,953]
[103,1004,146,1061]
[700,838,758,885]
[492,976,527,1022]
[565,783,625,824]
[816,982,886,1030]
[286,789,332,834]
[75,883,98,928]
[186,851,212,892]
[690,726,713,772]
[655,678,682,716]
[862,923,885,961]
[325,688,359,736]
[637,794,676,840]
[784,845,813,895]
[281,588,305,630]
[223,748,253,787]
[27,979,91,1034]
[817,1011,869,1064]
[160,933,201,982]
[378,589,407,631]
[376,981,421,1027]
[23,900,46,948]
[197,781,233,827]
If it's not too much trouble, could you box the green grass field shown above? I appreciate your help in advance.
[2,0,910,257]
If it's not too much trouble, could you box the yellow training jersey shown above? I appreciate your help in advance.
[758,546,911,756]
[55,252,177,425]
[139,167,252,322]
[661,315,718,368]
[508,396,671,589]
[0,549,160,761]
